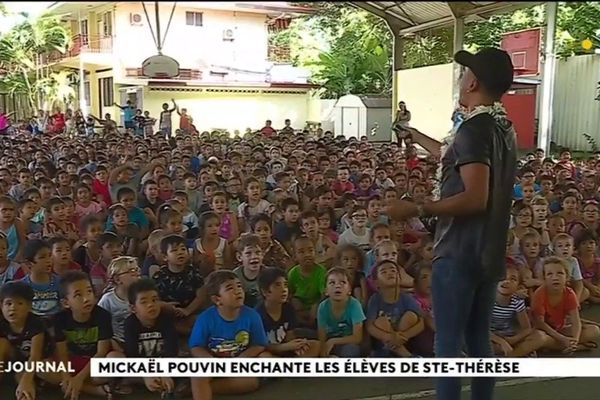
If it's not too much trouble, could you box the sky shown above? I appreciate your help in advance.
[0,1,53,33]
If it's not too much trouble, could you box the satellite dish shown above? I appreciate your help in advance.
[142,54,180,78]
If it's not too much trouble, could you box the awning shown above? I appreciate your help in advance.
[349,2,542,34]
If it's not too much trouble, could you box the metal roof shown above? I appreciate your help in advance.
[359,96,392,108]
[350,2,542,34]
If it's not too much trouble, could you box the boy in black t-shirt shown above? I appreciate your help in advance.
[0,281,52,400]
[256,267,320,356]
[54,271,129,399]
[125,278,178,396]
[152,235,206,334]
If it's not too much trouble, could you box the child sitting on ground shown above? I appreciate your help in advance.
[318,209,339,244]
[0,196,27,261]
[317,267,366,358]
[98,256,142,352]
[0,281,53,400]
[173,191,200,240]
[18,198,42,240]
[251,214,294,270]
[405,235,434,278]
[72,215,103,274]
[336,244,368,307]
[20,239,61,322]
[89,232,123,296]
[300,211,336,268]
[211,191,239,243]
[517,230,544,298]
[533,256,600,353]
[0,235,22,285]
[491,264,549,357]
[142,229,166,278]
[124,278,179,397]
[574,230,600,303]
[106,203,140,257]
[412,265,434,356]
[339,205,371,253]
[42,197,78,242]
[233,234,265,307]
[48,236,81,275]
[366,260,424,357]
[550,233,586,302]
[54,271,128,399]
[238,177,274,233]
[368,240,414,293]
[256,267,320,357]
[288,236,327,328]
[364,222,393,275]
[273,198,302,254]
[153,235,205,334]
[194,211,232,276]
[189,270,269,400]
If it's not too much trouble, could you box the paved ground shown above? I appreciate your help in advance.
[3,306,600,400]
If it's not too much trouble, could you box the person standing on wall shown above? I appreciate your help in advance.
[114,100,136,131]
[388,48,517,400]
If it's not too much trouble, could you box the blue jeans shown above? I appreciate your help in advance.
[432,257,498,400]
[332,344,361,358]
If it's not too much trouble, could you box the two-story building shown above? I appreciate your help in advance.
[45,1,320,132]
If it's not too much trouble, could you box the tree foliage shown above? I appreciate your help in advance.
[280,2,600,98]
[0,13,71,113]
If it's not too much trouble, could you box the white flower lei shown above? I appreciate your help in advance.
[432,102,508,201]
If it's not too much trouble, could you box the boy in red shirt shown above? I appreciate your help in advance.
[332,166,355,198]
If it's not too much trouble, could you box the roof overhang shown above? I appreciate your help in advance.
[48,2,314,19]
[349,2,543,35]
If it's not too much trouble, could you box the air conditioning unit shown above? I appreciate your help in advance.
[130,13,143,26]
[223,28,235,41]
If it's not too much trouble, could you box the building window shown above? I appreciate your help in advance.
[84,81,90,104]
[186,12,203,26]
[100,77,113,107]
[103,12,113,36]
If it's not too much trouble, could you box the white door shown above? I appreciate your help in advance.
[342,107,359,138]
[118,86,144,125]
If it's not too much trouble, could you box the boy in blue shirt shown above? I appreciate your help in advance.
[189,270,269,400]
[106,187,149,238]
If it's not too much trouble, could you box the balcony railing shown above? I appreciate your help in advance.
[125,68,203,80]
[40,34,113,65]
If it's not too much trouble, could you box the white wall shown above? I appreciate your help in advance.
[113,3,268,73]
[143,89,319,133]
[396,62,454,141]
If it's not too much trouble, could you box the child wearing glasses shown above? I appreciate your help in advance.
[338,205,371,253]
[97,256,142,352]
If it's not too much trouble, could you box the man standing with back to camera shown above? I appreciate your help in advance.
[389,47,517,400]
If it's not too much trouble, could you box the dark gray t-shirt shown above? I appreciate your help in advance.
[434,113,517,281]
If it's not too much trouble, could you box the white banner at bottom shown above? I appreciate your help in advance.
[89,358,600,378]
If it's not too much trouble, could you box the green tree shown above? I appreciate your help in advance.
[280,2,600,98]
[280,3,392,98]
[0,14,70,113]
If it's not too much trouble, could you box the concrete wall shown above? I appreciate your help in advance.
[396,62,454,141]
[113,3,269,71]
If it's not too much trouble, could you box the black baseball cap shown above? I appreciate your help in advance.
[454,47,514,97]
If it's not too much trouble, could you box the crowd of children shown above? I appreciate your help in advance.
[0,115,599,400]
